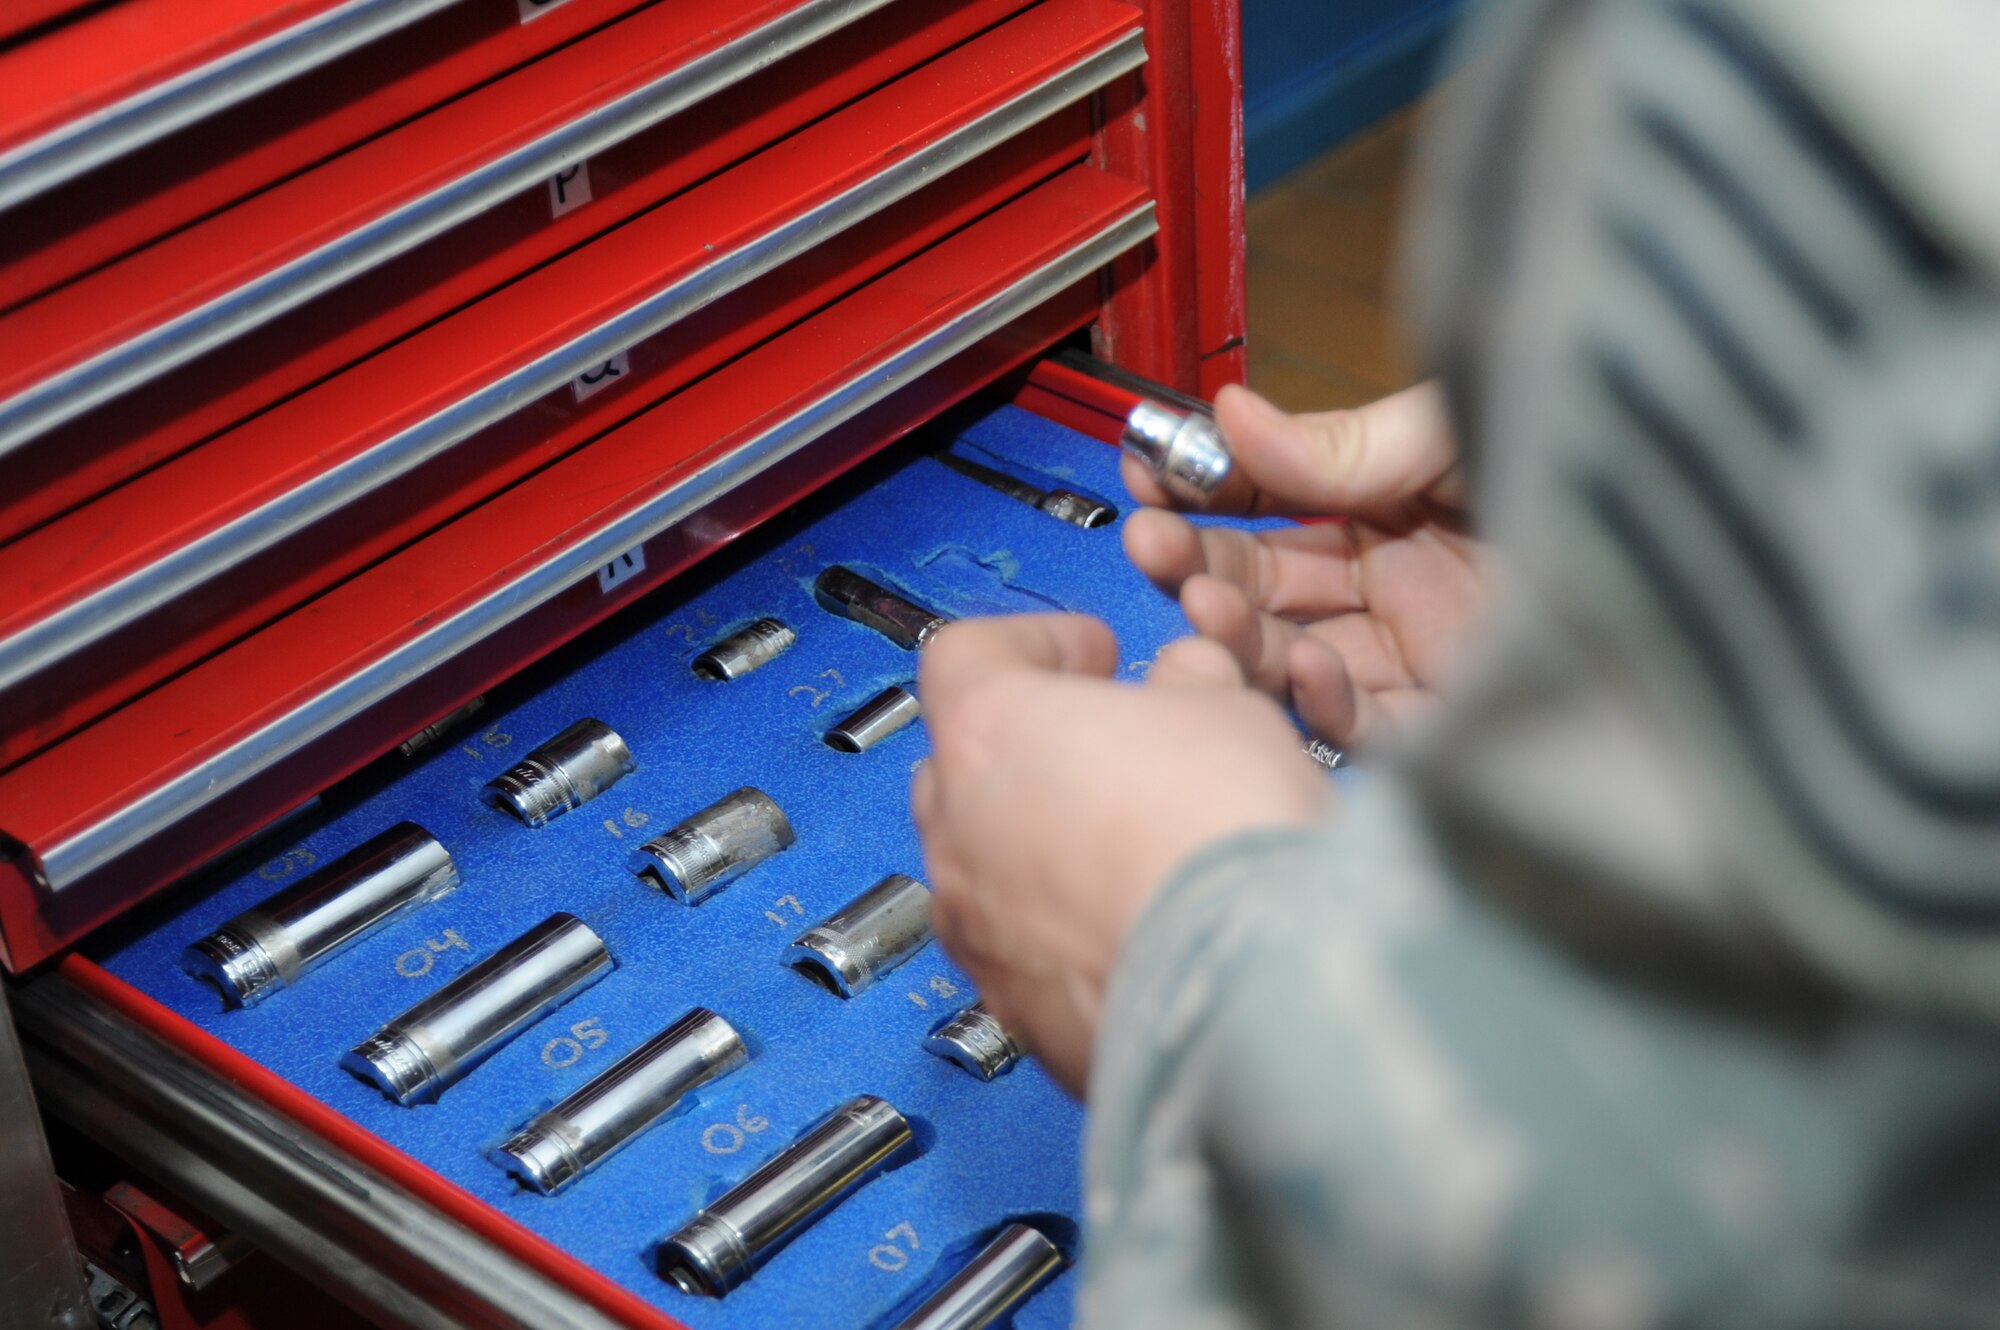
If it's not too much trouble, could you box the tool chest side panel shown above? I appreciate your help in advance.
[88,407,1287,1328]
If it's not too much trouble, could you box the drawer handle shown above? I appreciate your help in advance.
[0,0,464,214]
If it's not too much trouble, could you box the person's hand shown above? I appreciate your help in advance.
[1122,380,1488,748]
[912,613,1325,1096]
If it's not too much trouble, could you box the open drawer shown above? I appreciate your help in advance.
[14,371,1282,1330]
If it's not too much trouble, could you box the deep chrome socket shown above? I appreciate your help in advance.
[483,719,636,827]
[691,618,797,681]
[936,452,1116,529]
[495,1007,746,1195]
[785,873,932,998]
[923,1002,1022,1081]
[342,912,612,1106]
[825,685,921,753]
[1120,400,1233,507]
[813,567,950,650]
[888,1223,1067,1330]
[658,1094,914,1297]
[182,823,459,1009]
[630,787,795,905]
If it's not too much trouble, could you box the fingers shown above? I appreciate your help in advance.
[920,613,1119,710]
[1180,573,1295,695]
[1143,635,1245,689]
[1123,508,1365,618]
[1210,380,1459,520]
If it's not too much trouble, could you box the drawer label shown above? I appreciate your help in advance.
[547,160,593,218]
[597,543,646,594]
[571,350,629,403]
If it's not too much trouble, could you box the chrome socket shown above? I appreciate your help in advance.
[922,1002,1022,1082]
[813,567,950,650]
[1303,738,1345,771]
[888,1223,1067,1330]
[658,1094,914,1297]
[495,1007,747,1195]
[342,912,613,1106]
[1038,489,1116,528]
[483,719,636,827]
[825,685,920,753]
[936,452,1115,529]
[630,787,795,905]
[785,873,932,998]
[182,823,459,1009]
[1120,400,1232,507]
[691,618,797,681]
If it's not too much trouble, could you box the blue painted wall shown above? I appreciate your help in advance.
[1243,0,1469,192]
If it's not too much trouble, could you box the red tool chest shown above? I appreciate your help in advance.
[0,0,1246,1322]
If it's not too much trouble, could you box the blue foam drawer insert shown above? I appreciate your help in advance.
[91,402,1294,1329]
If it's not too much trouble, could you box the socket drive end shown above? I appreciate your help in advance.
[483,720,636,827]
[1121,401,1232,507]
[785,874,932,998]
[495,1124,585,1197]
[812,567,950,650]
[342,1029,442,1106]
[825,685,920,752]
[629,788,795,904]
[1038,490,1116,528]
[784,927,870,997]
[180,926,283,1008]
[659,1213,753,1298]
[923,1003,1022,1081]
[692,618,798,681]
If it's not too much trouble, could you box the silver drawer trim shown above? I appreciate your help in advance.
[0,0,464,213]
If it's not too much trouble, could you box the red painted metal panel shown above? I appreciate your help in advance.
[1087,0,1246,395]
[0,2,97,47]
[0,163,1143,968]
[0,0,1037,541]
[0,0,365,158]
[61,956,692,1330]
[0,0,660,313]
[0,0,1134,767]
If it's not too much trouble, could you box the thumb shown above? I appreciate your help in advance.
[1215,380,1457,519]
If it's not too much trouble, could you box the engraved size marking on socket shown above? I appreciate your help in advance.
[691,618,797,680]
[483,718,635,827]
[1120,400,1233,507]
[812,567,950,650]
[181,823,459,1009]
[825,685,919,752]
[886,1223,1067,1330]
[341,913,612,1106]
[657,1094,915,1297]
[922,1001,1023,1081]
[495,1008,747,1195]
[630,788,795,905]
[785,874,933,998]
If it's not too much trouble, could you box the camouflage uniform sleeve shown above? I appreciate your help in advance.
[1078,776,2000,1330]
